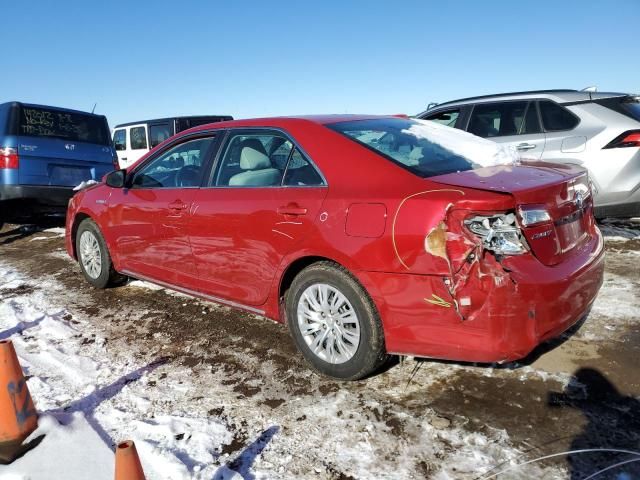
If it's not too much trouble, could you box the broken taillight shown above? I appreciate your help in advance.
[464,213,527,255]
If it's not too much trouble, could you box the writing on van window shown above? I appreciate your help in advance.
[19,107,110,145]
[22,109,83,137]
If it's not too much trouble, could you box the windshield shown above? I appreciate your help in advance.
[18,106,111,145]
[327,117,519,178]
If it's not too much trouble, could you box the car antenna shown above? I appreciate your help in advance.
[580,86,597,100]
[91,102,97,114]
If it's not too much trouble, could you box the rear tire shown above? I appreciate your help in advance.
[285,261,389,380]
[76,218,126,288]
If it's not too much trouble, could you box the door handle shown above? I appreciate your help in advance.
[516,143,536,151]
[168,201,188,210]
[277,204,308,216]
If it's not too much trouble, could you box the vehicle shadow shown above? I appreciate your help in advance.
[0,315,45,341]
[0,225,47,245]
[407,311,591,374]
[548,368,640,479]
[47,357,169,449]
[502,312,590,368]
[212,426,279,480]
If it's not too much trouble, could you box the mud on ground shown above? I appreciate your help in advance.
[0,222,638,479]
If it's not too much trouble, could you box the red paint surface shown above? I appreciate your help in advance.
[345,203,387,238]
[65,116,605,363]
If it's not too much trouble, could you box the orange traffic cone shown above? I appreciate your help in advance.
[115,440,146,480]
[0,339,38,463]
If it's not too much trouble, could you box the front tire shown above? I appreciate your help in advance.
[76,218,125,288]
[286,262,389,380]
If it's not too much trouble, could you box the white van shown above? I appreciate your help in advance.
[112,115,232,168]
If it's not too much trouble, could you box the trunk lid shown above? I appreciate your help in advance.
[432,164,595,265]
[17,137,115,187]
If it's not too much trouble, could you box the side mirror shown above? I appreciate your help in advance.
[105,169,126,188]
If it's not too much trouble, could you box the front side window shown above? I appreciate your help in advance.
[424,109,460,128]
[468,102,529,138]
[132,136,214,188]
[214,133,290,187]
[113,129,126,151]
[149,124,172,148]
[328,117,519,178]
[130,126,148,150]
[539,100,579,131]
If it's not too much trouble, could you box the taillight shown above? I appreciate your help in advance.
[464,213,528,255]
[0,147,19,169]
[518,207,552,226]
[603,130,640,149]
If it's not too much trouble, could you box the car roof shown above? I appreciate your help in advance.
[0,101,105,118]
[419,89,631,114]
[181,114,393,134]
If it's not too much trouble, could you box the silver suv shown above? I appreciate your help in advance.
[418,89,640,218]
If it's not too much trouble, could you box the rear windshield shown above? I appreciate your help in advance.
[18,106,110,145]
[327,117,519,178]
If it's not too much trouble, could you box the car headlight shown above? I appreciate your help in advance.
[464,213,527,255]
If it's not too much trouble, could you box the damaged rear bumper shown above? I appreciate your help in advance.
[360,229,605,363]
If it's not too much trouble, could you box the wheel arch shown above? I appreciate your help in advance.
[275,254,390,331]
[70,211,93,260]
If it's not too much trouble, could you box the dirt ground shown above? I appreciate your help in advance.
[0,220,638,479]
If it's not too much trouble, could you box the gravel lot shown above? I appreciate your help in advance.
[0,221,638,479]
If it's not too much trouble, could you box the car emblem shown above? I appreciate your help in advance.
[65,143,76,151]
[574,191,584,209]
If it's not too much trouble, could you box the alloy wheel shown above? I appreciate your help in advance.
[296,283,361,364]
[79,230,102,279]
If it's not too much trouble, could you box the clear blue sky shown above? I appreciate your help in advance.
[1,0,638,127]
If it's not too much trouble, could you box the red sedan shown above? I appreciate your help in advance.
[65,116,604,380]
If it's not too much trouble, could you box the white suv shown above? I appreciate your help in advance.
[112,115,232,168]
[418,89,640,218]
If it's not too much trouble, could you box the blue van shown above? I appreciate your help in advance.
[0,102,116,227]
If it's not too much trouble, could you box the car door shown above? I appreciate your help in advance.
[536,100,585,166]
[466,101,546,160]
[113,128,127,168]
[189,129,328,307]
[120,124,148,168]
[107,134,218,286]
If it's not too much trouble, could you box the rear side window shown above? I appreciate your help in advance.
[214,133,289,187]
[424,109,460,128]
[113,129,126,151]
[18,106,110,145]
[130,127,148,150]
[283,149,324,186]
[468,101,530,137]
[621,98,640,121]
[149,124,172,148]
[539,100,579,131]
